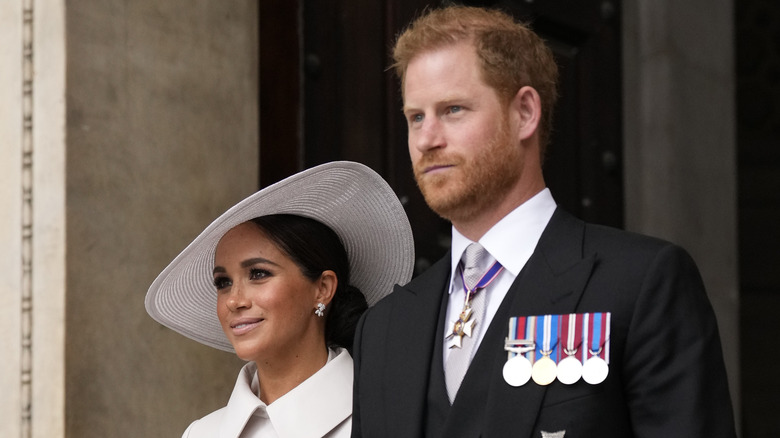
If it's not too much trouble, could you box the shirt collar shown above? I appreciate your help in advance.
[449,188,556,290]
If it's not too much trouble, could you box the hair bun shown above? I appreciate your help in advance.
[326,284,368,352]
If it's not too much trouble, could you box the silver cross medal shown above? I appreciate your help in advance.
[445,296,476,349]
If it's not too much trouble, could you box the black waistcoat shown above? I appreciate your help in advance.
[424,287,453,437]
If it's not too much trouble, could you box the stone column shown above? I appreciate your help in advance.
[1,0,67,436]
[623,0,740,425]
[0,1,25,434]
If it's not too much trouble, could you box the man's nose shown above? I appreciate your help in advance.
[412,117,445,153]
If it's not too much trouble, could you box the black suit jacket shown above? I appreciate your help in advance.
[352,208,736,437]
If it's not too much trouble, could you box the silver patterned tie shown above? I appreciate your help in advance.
[444,242,489,403]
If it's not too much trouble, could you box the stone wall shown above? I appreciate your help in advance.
[64,1,258,436]
[0,1,258,437]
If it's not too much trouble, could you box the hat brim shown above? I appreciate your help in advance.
[145,161,414,352]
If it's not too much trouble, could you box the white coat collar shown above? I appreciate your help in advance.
[219,348,353,438]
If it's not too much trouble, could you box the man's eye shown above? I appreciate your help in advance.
[449,105,462,114]
[213,276,231,290]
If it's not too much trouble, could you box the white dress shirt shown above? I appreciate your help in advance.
[443,188,556,363]
[182,348,353,438]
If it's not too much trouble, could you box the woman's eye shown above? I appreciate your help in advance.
[249,268,270,281]
[213,276,231,290]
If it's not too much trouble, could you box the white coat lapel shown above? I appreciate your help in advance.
[220,362,263,438]
[268,349,353,437]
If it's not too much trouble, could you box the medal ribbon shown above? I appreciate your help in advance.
[560,313,582,362]
[603,312,611,363]
[459,260,504,300]
[506,315,535,361]
[534,314,559,362]
[586,312,611,362]
[446,259,504,349]
[507,312,610,365]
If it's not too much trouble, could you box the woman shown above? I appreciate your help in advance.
[145,161,414,437]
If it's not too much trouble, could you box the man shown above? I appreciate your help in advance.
[352,5,736,437]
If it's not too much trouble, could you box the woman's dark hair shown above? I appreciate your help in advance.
[249,214,367,352]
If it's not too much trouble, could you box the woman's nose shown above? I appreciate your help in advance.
[226,286,250,311]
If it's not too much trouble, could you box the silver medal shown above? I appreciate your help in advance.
[582,355,609,384]
[503,354,532,387]
[556,355,583,385]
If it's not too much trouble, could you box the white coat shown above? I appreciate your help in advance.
[183,348,353,438]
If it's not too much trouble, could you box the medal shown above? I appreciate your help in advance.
[503,316,535,386]
[505,312,610,387]
[557,355,583,384]
[445,306,475,349]
[446,260,503,349]
[582,354,609,384]
[531,355,557,385]
[531,315,558,386]
[582,312,611,385]
[503,354,533,387]
[557,313,583,385]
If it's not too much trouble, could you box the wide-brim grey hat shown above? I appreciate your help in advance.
[145,161,414,352]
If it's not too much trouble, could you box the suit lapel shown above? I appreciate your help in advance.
[384,255,451,437]
[443,209,598,437]
[505,208,596,315]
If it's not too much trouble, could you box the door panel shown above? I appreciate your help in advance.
[476,0,624,228]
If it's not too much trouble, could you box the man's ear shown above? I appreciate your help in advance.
[315,270,338,306]
[510,86,542,141]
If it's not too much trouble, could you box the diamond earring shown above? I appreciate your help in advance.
[315,302,326,317]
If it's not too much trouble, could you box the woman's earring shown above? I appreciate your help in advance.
[315,303,326,317]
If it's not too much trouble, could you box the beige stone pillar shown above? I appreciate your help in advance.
[1,1,67,436]
[623,0,740,427]
[0,1,25,434]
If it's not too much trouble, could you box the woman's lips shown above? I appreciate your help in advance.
[230,318,263,335]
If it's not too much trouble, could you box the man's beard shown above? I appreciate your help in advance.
[413,116,523,224]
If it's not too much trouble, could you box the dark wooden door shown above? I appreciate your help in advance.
[478,0,624,229]
[260,0,623,274]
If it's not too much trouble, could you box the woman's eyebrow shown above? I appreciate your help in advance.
[240,257,278,268]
